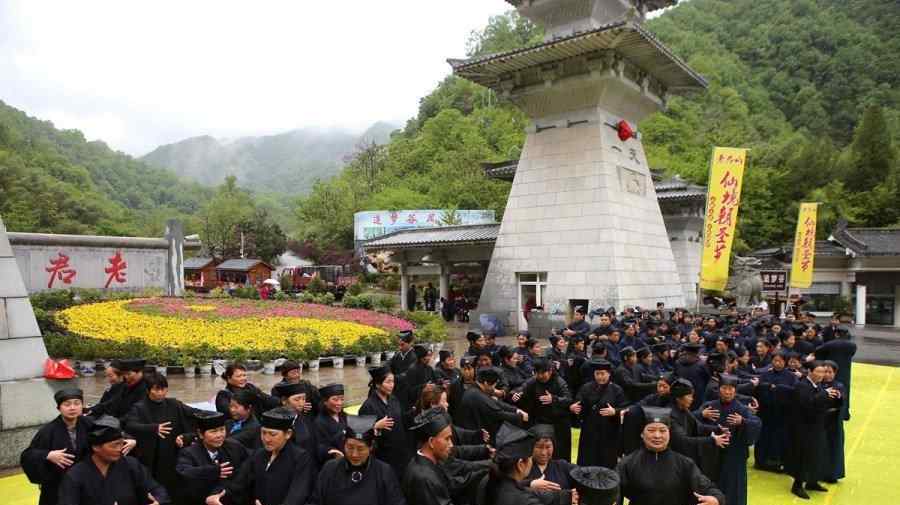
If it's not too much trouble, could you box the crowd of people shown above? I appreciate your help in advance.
[19,303,858,505]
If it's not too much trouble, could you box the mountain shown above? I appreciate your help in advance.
[0,99,213,236]
[141,122,400,194]
[294,1,900,252]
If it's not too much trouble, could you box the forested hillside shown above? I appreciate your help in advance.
[296,0,899,254]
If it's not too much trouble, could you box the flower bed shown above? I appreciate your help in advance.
[54,297,414,362]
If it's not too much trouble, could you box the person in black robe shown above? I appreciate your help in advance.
[820,360,846,483]
[563,306,591,341]
[613,347,657,404]
[225,388,261,450]
[402,345,440,408]
[512,358,574,462]
[475,422,573,505]
[498,346,529,393]
[272,381,319,467]
[207,407,315,505]
[390,331,418,409]
[175,411,247,505]
[754,351,798,471]
[310,415,407,505]
[402,408,458,505]
[21,389,135,505]
[359,365,413,478]
[667,379,726,476]
[616,407,725,505]
[59,416,169,505]
[270,360,320,417]
[813,327,856,418]
[545,336,570,384]
[620,374,677,456]
[458,368,528,442]
[214,363,280,420]
[85,361,126,418]
[314,383,349,463]
[98,358,149,421]
[674,343,710,409]
[435,350,461,383]
[696,375,761,505]
[123,372,199,503]
[574,359,626,469]
[786,361,833,499]
[523,424,576,491]
[448,356,476,421]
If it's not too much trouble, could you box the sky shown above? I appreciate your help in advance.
[0,0,511,156]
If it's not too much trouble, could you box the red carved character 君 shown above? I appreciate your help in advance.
[45,252,77,288]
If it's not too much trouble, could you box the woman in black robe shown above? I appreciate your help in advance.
[208,408,315,505]
[754,351,798,471]
[314,383,349,463]
[402,408,458,505]
[821,360,847,483]
[123,372,199,502]
[359,365,413,478]
[786,361,832,499]
[272,381,319,468]
[224,389,261,450]
[21,390,134,505]
[574,359,626,469]
[311,415,406,505]
[175,411,248,505]
[214,363,280,419]
[59,417,169,505]
[616,407,725,505]
[514,358,574,461]
[523,425,576,491]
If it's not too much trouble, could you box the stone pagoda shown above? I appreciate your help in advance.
[449,0,706,329]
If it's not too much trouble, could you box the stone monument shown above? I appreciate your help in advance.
[0,215,67,467]
[450,0,706,329]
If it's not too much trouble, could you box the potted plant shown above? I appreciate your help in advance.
[261,350,279,375]
[303,340,325,371]
[328,337,345,369]
[181,354,197,377]
[348,341,366,367]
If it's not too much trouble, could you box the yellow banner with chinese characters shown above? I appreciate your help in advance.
[699,147,748,291]
[790,203,818,289]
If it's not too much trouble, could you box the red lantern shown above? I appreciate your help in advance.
[616,120,635,142]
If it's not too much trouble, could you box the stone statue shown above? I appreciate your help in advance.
[726,256,763,307]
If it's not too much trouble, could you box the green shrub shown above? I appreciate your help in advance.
[34,307,68,335]
[378,274,400,292]
[30,290,77,311]
[233,286,260,299]
[342,294,373,310]
[208,287,229,299]
[298,291,335,305]
[301,339,326,361]
[44,332,75,358]
[374,295,398,312]
[346,282,364,297]
[306,276,327,294]
[273,291,290,301]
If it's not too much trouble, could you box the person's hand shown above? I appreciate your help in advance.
[205,491,225,505]
[47,449,74,469]
[530,478,561,492]
[694,492,720,505]
[148,493,160,505]
[598,403,616,417]
[303,402,313,413]
[539,391,553,405]
[827,388,841,399]
[748,397,759,414]
[176,435,185,448]
[726,413,743,426]
[702,407,720,422]
[255,500,263,505]
[122,438,137,455]
[511,392,523,403]
[328,449,344,459]
[563,329,576,337]
[712,432,730,448]
[482,430,490,443]
[750,377,760,387]
[158,422,172,439]
[219,462,234,479]
[486,446,496,458]
[517,409,529,423]
[494,388,506,399]
[570,401,582,415]
[791,370,802,379]
[375,417,395,431]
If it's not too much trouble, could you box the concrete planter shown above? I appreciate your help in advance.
[307,358,320,371]
[332,357,344,369]
[183,366,196,378]
[369,353,383,366]
[263,361,277,375]
[155,365,167,376]
[354,355,367,367]
[384,351,396,361]
[199,362,213,376]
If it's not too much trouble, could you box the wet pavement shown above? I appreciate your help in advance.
[74,322,900,408]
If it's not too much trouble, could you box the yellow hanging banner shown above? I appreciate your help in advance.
[790,203,818,289]
[699,147,748,291]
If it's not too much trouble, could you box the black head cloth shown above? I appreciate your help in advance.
[261,407,296,431]
[118,358,146,372]
[273,381,306,399]
[494,422,535,460]
[570,466,620,505]
[54,388,83,407]
[318,383,344,399]
[410,407,451,440]
[344,415,377,442]
[640,406,671,428]
[195,410,227,432]
[528,424,556,442]
[88,416,123,445]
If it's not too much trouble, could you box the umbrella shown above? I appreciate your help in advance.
[263,279,280,286]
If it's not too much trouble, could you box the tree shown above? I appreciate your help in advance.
[200,176,254,258]
[843,106,897,192]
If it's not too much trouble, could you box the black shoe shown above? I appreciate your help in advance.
[824,478,838,484]
[792,485,810,500]
[806,483,827,492]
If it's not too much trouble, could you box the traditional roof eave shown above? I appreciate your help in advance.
[362,224,501,251]
[449,21,706,93]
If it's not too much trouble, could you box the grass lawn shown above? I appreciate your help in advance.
[3,363,898,504]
